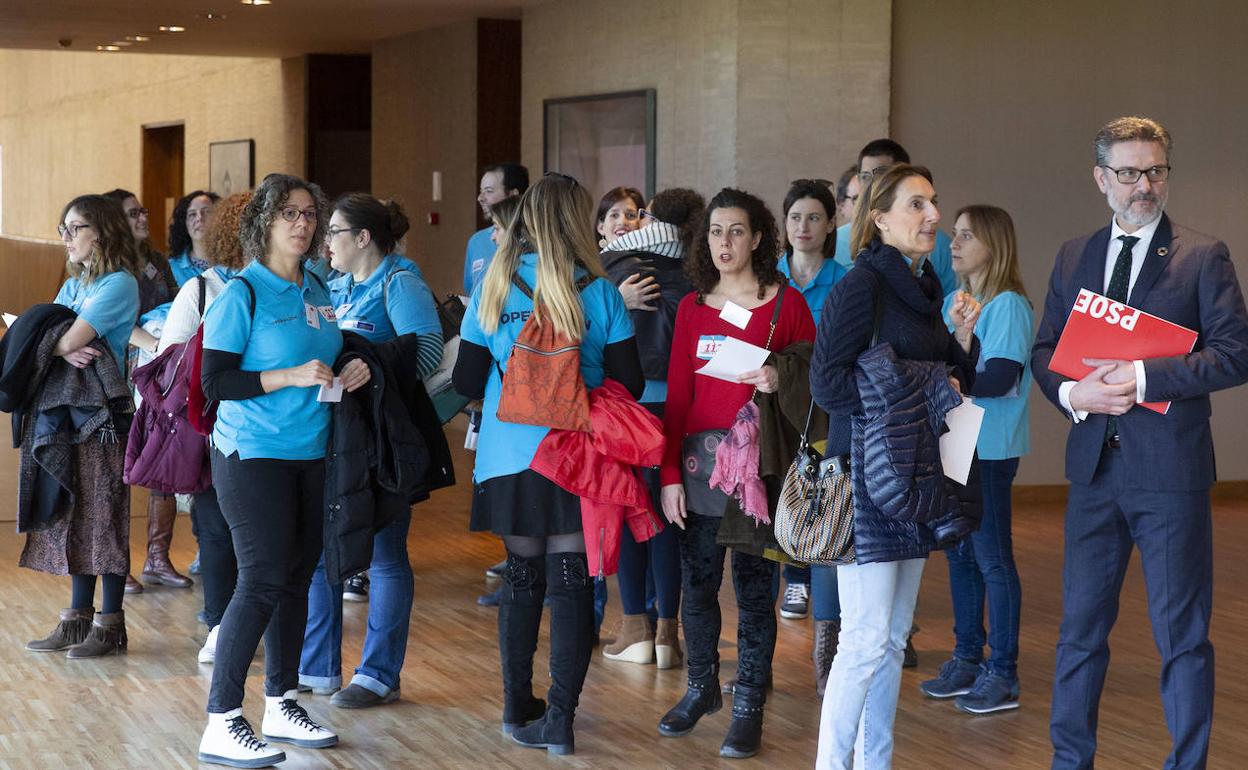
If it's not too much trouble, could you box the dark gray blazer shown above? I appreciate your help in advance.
[1032,214,1248,490]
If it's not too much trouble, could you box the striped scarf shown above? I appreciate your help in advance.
[601,221,684,259]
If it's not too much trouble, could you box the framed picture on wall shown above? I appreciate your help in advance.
[209,139,255,197]
[543,90,656,202]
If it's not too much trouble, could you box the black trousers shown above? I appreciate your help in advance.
[678,512,778,689]
[207,449,325,713]
[191,486,238,629]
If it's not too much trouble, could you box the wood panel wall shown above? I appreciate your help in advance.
[0,237,68,316]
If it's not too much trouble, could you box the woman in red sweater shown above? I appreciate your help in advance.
[657,188,815,759]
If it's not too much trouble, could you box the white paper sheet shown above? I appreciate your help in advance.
[940,397,985,485]
[695,336,770,383]
[316,377,344,403]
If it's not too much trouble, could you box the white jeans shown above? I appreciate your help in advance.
[815,558,926,770]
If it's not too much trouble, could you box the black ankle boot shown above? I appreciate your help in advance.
[659,676,723,737]
[719,682,765,758]
[499,553,547,734]
[511,552,593,755]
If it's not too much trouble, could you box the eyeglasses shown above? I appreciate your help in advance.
[857,165,891,185]
[57,222,92,239]
[279,207,318,223]
[1100,164,1171,184]
[843,194,859,205]
[125,207,149,220]
[186,208,215,222]
[326,226,362,238]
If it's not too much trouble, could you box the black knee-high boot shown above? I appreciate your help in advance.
[499,552,547,734]
[511,552,593,756]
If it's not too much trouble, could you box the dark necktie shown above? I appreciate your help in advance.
[1104,234,1138,442]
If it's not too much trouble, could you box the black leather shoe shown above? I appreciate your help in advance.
[511,709,574,755]
[719,683,764,759]
[659,679,723,737]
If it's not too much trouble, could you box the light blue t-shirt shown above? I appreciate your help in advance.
[459,252,635,482]
[330,254,440,344]
[836,224,957,297]
[777,253,847,327]
[203,260,343,461]
[168,250,209,288]
[54,270,140,370]
[943,289,1034,460]
[463,227,495,296]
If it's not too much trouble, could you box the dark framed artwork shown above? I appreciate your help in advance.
[209,139,255,196]
[543,90,656,201]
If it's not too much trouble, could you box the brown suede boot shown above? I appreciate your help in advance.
[813,620,840,698]
[655,618,684,670]
[26,607,94,652]
[67,611,128,659]
[141,494,192,588]
[602,613,654,664]
[124,574,143,594]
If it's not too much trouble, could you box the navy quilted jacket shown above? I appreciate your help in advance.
[810,240,981,564]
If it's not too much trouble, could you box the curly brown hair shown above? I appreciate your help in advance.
[204,192,253,269]
[686,188,783,302]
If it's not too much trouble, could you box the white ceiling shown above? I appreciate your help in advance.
[0,0,549,58]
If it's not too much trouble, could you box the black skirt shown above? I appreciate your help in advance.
[470,469,582,537]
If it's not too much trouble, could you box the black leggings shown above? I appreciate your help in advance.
[207,450,324,713]
[678,512,779,689]
[71,574,125,614]
[191,487,238,628]
[503,533,586,558]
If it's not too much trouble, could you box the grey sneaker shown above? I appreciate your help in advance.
[330,683,400,709]
[779,582,810,619]
[919,657,981,698]
[955,669,1019,714]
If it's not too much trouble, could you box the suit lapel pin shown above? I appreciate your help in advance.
[1157,246,1168,257]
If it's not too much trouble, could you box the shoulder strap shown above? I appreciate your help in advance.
[511,271,593,301]
[229,275,257,317]
[197,275,207,317]
[763,284,785,351]
[383,265,412,316]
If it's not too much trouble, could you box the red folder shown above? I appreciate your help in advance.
[1049,288,1198,414]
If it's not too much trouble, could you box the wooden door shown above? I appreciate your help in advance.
[141,123,185,255]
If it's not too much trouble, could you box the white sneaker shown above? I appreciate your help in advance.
[199,625,220,665]
[262,691,339,749]
[198,709,286,768]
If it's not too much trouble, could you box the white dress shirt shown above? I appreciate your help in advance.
[1058,215,1161,421]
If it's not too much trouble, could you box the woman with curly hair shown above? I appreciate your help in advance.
[23,194,140,658]
[156,192,251,665]
[657,189,814,759]
[196,175,370,768]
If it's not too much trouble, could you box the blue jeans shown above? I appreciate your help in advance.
[811,564,842,622]
[300,508,414,696]
[944,457,1021,679]
[615,479,681,618]
[816,558,925,769]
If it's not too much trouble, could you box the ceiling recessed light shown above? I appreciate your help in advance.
[110,40,134,46]
[197,12,226,21]
[158,25,187,32]
[96,45,122,51]
[126,35,151,42]
[241,0,272,5]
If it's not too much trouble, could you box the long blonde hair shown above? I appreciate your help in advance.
[954,205,1028,303]
[476,174,606,340]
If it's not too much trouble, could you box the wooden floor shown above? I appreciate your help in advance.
[0,420,1245,769]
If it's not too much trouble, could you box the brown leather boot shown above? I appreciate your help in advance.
[813,620,839,698]
[124,574,143,594]
[655,617,684,670]
[602,613,654,664]
[141,494,192,588]
[26,607,94,652]
[67,611,128,658]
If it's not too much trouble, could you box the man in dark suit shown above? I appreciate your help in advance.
[1032,116,1248,769]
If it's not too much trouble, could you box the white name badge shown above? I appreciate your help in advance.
[719,300,752,330]
[143,261,159,280]
[318,306,337,323]
[305,303,320,329]
[317,377,343,403]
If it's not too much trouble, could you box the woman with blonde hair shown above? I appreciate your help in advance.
[23,194,140,658]
[919,205,1032,714]
[453,173,642,755]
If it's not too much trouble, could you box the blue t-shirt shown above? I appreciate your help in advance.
[54,270,140,370]
[777,253,847,327]
[463,227,496,296]
[459,252,635,482]
[836,224,957,298]
[203,260,343,461]
[329,254,440,344]
[168,250,209,288]
[943,290,1034,460]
